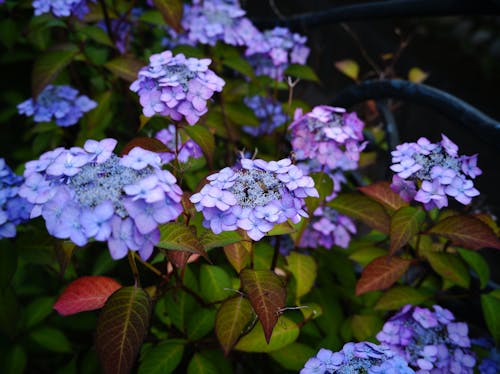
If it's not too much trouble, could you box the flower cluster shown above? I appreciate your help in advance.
[0,159,32,239]
[32,0,94,18]
[18,85,97,127]
[301,342,415,374]
[97,8,143,54]
[242,95,287,136]
[245,27,310,81]
[18,139,183,260]
[390,135,481,209]
[299,206,356,249]
[190,157,318,240]
[155,125,203,164]
[130,50,225,125]
[289,106,367,172]
[478,347,500,374]
[178,0,260,47]
[377,304,476,373]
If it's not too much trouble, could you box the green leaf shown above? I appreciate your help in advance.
[349,246,387,267]
[266,221,296,236]
[105,55,145,82]
[79,25,114,47]
[0,241,17,287]
[429,215,500,250]
[224,101,260,127]
[158,223,208,260]
[456,247,490,289]
[199,265,233,303]
[215,296,254,354]
[305,172,333,214]
[30,326,72,353]
[184,125,215,167]
[96,286,152,374]
[138,340,185,374]
[240,269,286,343]
[152,0,183,32]
[351,314,383,341]
[329,193,390,234]
[224,241,251,273]
[186,308,216,341]
[200,230,243,251]
[0,19,21,49]
[23,296,55,329]
[79,90,113,140]
[253,242,274,270]
[213,43,254,77]
[390,207,426,254]
[358,181,409,212]
[334,59,360,80]
[426,252,470,288]
[165,290,197,332]
[32,43,79,97]
[481,293,500,344]
[139,10,166,27]
[0,286,19,337]
[269,342,316,371]
[285,252,317,300]
[187,353,219,374]
[374,286,428,311]
[355,255,411,296]
[3,344,27,374]
[235,316,299,352]
[284,64,319,82]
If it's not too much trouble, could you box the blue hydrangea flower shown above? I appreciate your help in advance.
[242,95,288,136]
[301,342,415,374]
[376,304,476,373]
[190,157,318,241]
[17,85,97,127]
[0,159,32,239]
[130,50,225,125]
[32,0,95,18]
[155,125,203,164]
[19,139,183,260]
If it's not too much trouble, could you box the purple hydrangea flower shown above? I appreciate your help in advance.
[390,135,481,210]
[301,342,415,374]
[130,50,225,125]
[245,26,310,81]
[0,159,32,238]
[32,0,95,18]
[190,156,318,241]
[97,8,143,54]
[299,206,356,249]
[19,139,183,260]
[289,106,367,172]
[17,85,97,127]
[242,95,288,136]
[155,125,203,163]
[376,304,476,373]
[478,347,500,374]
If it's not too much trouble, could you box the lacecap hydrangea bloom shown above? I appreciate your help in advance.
[130,50,225,125]
[155,125,203,164]
[18,85,97,127]
[245,27,310,81]
[32,0,94,18]
[242,95,288,136]
[390,134,481,210]
[289,106,367,172]
[301,342,415,374]
[190,157,318,241]
[377,304,476,373]
[0,159,32,239]
[18,139,183,260]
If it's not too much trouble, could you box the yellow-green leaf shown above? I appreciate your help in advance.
[334,59,359,81]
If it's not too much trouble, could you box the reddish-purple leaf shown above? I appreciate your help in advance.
[215,296,254,355]
[157,223,210,262]
[104,55,145,82]
[329,193,390,234]
[240,269,286,343]
[121,137,170,156]
[358,181,408,212]
[356,255,411,296]
[429,215,500,250]
[390,207,426,255]
[224,242,251,273]
[152,0,183,33]
[166,250,191,270]
[96,286,152,374]
[53,276,121,316]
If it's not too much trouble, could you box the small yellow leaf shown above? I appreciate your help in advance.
[408,67,429,83]
[381,53,393,60]
[334,59,359,81]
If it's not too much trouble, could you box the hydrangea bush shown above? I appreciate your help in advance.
[0,1,499,373]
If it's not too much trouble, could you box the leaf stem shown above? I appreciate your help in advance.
[128,250,141,287]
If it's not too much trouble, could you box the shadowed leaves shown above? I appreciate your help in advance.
[358,181,408,212]
[215,296,254,355]
[356,255,411,296]
[390,207,425,254]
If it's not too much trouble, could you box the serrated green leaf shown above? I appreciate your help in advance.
[96,287,152,374]
[186,308,216,341]
[184,125,215,167]
[199,265,233,303]
[215,296,254,354]
[426,252,470,288]
[269,342,316,371]
[374,286,428,310]
[105,55,145,82]
[286,252,317,300]
[235,316,298,352]
[456,247,490,289]
[284,64,319,82]
[32,43,79,97]
[158,223,208,260]
[152,0,183,32]
[200,230,243,251]
[390,207,425,254]
[30,326,72,353]
[187,353,219,374]
[481,293,500,344]
[138,339,185,374]
[165,290,197,332]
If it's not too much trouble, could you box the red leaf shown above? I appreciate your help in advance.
[121,137,170,155]
[358,181,408,212]
[356,256,411,296]
[152,0,183,33]
[167,250,191,270]
[429,215,500,250]
[53,276,121,316]
[240,269,286,343]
